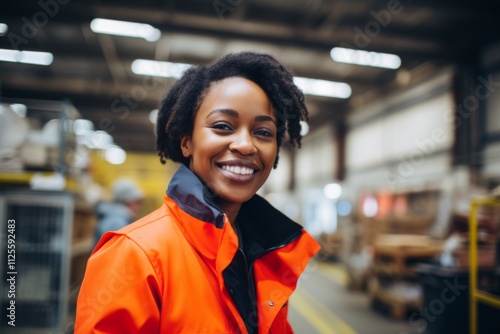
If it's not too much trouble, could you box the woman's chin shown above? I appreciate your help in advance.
[214,190,254,207]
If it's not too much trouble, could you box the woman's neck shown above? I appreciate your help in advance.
[215,200,241,229]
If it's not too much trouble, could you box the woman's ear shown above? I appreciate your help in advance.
[180,136,193,159]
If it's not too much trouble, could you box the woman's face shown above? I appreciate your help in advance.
[181,77,277,208]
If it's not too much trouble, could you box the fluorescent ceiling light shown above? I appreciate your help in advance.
[131,59,192,78]
[73,119,94,135]
[331,47,401,69]
[90,18,161,42]
[149,109,158,124]
[362,196,378,217]
[10,104,27,118]
[0,23,7,35]
[84,130,113,149]
[300,121,309,136]
[294,76,351,99]
[105,146,127,165]
[0,49,53,65]
[324,183,342,199]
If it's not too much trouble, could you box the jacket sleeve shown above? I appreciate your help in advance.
[75,234,161,334]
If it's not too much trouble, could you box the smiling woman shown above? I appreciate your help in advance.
[75,52,320,334]
[181,77,278,223]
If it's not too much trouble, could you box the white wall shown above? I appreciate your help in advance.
[483,142,500,179]
[347,93,454,170]
[482,39,500,179]
[345,68,455,190]
[295,124,337,189]
[264,148,292,193]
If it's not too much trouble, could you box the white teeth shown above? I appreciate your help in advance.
[221,165,255,175]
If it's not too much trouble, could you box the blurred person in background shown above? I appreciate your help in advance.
[76,52,320,334]
[93,178,144,246]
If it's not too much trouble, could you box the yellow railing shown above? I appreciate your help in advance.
[469,198,500,334]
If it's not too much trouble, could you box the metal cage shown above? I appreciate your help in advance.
[0,190,73,333]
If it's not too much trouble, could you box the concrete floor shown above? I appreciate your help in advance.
[288,260,421,334]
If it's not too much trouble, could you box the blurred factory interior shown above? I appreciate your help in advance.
[1,0,500,333]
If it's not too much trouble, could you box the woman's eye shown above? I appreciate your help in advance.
[255,129,274,137]
[211,123,232,131]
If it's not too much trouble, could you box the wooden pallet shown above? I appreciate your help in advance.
[371,234,444,278]
[369,286,421,320]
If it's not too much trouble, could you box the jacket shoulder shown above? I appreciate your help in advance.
[95,204,182,257]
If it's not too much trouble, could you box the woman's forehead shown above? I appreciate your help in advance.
[190,77,282,126]
[200,77,273,113]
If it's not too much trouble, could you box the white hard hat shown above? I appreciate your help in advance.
[112,178,144,203]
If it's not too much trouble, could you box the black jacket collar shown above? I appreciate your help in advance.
[166,164,303,254]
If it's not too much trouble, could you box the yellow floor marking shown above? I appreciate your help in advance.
[313,260,350,287]
[290,286,358,334]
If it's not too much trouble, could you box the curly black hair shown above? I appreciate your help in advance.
[156,52,308,168]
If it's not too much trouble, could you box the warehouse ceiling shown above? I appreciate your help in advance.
[1,0,499,153]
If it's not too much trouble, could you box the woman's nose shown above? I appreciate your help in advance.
[229,130,257,155]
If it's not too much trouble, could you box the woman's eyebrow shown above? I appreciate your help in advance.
[206,109,276,125]
[206,108,238,119]
[255,115,276,125]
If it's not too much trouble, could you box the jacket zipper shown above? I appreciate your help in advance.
[245,229,303,333]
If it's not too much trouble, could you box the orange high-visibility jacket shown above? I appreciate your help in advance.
[75,165,320,333]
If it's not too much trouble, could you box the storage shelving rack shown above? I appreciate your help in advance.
[0,98,95,332]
